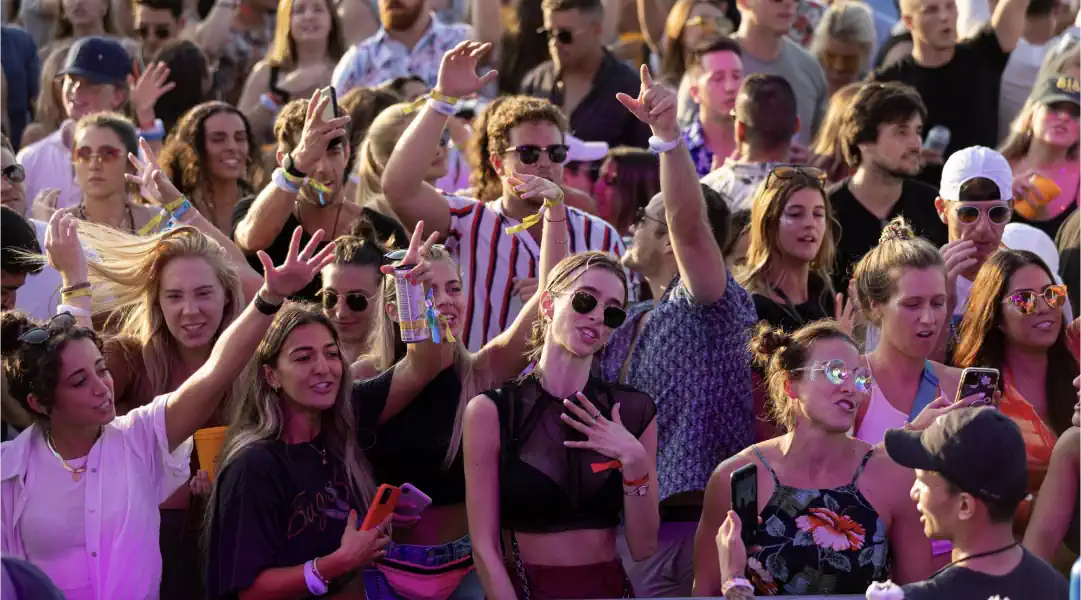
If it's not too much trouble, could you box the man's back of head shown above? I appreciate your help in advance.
[734,73,797,158]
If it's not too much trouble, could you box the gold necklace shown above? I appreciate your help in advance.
[45,430,97,482]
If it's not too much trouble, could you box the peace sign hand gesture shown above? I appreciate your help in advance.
[257,227,336,300]
[616,65,679,142]
[434,41,499,99]
[126,138,183,206]
[380,220,440,286]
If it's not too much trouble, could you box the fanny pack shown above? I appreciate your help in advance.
[374,554,474,600]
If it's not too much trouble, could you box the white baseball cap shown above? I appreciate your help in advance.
[565,133,609,163]
[939,146,1014,201]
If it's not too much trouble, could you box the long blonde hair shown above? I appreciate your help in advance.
[360,245,480,467]
[78,223,245,402]
[999,75,1081,162]
[355,103,416,222]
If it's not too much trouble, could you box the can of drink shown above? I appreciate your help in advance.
[923,125,951,154]
[393,265,429,343]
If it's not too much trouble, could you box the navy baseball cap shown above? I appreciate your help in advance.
[57,37,131,86]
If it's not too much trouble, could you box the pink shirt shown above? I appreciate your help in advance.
[1,394,192,600]
[16,120,81,210]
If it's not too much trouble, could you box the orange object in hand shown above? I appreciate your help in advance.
[361,484,400,531]
[1017,173,1062,219]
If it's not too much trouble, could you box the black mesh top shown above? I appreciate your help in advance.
[487,374,656,533]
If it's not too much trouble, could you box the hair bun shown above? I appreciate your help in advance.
[878,216,916,244]
[748,322,794,366]
[0,311,34,359]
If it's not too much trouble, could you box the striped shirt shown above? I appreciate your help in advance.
[444,195,626,352]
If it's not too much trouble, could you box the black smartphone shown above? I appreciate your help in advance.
[730,463,758,546]
[957,367,1001,408]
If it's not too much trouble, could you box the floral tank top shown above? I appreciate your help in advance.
[745,446,890,596]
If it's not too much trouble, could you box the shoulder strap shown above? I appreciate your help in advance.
[851,449,876,485]
[908,361,941,421]
[751,445,781,486]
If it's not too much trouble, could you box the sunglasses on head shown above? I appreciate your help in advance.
[18,312,77,345]
[765,165,826,188]
[537,27,577,44]
[137,24,172,39]
[319,289,370,312]
[569,290,626,329]
[2,164,25,184]
[505,144,569,166]
[792,359,873,393]
[74,145,123,164]
[948,201,1012,225]
[1004,284,1067,315]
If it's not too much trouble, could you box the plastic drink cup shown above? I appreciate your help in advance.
[923,125,951,154]
[193,426,227,481]
[394,264,429,343]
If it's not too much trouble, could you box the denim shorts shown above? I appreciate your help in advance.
[361,534,484,600]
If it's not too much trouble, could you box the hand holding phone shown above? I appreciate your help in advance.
[319,86,338,122]
[730,464,758,546]
[361,484,401,531]
[956,367,1001,408]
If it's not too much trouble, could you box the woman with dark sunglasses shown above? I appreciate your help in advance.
[319,227,388,371]
[349,178,569,600]
[954,249,1081,534]
[463,251,658,598]
[693,320,934,596]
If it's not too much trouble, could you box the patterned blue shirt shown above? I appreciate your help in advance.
[332,14,472,95]
[683,117,715,179]
[598,273,757,500]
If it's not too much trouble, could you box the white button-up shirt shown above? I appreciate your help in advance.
[16,120,81,211]
[1,394,192,600]
[332,13,473,95]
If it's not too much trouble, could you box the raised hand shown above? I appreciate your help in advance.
[561,393,647,469]
[905,392,993,431]
[292,90,352,174]
[616,65,679,141]
[434,41,499,99]
[45,211,88,284]
[31,188,61,222]
[256,227,336,299]
[380,220,440,284]
[508,173,563,203]
[126,138,183,206]
[128,61,176,124]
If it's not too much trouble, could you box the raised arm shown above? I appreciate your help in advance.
[637,0,675,57]
[1024,427,1081,561]
[471,0,503,64]
[164,228,335,452]
[617,66,728,304]
[236,62,278,143]
[381,41,497,236]
[43,209,92,328]
[991,0,1032,52]
[190,0,242,58]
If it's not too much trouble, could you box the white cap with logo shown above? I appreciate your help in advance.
[938,146,1013,201]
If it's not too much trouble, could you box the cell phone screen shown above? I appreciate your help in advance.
[958,368,1000,407]
[731,464,758,546]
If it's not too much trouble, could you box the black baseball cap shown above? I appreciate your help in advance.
[884,407,1029,506]
[1031,75,1080,108]
[57,37,131,86]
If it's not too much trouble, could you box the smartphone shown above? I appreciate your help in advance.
[956,367,1000,408]
[730,463,758,546]
[361,484,400,531]
[397,483,433,517]
[319,86,338,122]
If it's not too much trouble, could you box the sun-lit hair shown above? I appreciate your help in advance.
[810,82,863,181]
[850,216,944,323]
[75,223,245,403]
[265,0,346,67]
[355,103,417,222]
[466,97,509,202]
[809,1,875,72]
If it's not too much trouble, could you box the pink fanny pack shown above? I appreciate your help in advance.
[375,554,474,600]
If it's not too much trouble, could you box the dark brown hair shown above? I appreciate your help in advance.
[466,96,509,202]
[841,81,927,168]
[275,98,357,180]
[735,74,797,152]
[485,96,568,161]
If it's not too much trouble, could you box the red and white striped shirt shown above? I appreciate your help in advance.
[444,195,626,351]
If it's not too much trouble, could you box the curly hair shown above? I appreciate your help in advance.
[159,102,260,221]
[485,96,568,162]
[1,311,104,423]
[274,98,357,180]
[466,96,509,202]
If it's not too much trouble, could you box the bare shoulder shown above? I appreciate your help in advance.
[350,358,377,381]
[465,392,499,424]
[931,361,963,396]
[711,443,764,482]
[862,444,915,512]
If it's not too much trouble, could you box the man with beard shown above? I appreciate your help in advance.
[829,81,948,292]
[871,0,1033,187]
[683,37,744,178]
[332,0,474,95]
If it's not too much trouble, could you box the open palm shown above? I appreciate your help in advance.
[435,41,499,99]
[126,138,182,206]
[258,227,336,298]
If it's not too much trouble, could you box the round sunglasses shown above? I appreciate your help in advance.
[792,359,873,393]
[1003,284,1067,315]
[504,144,569,166]
[947,201,1012,225]
[569,290,626,329]
[319,290,370,313]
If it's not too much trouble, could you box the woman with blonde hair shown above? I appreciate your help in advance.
[810,82,863,183]
[350,174,568,600]
[237,0,346,144]
[810,1,876,98]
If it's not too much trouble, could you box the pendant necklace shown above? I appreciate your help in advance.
[45,430,96,482]
[310,443,327,465]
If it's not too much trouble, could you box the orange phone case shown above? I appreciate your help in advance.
[361,484,400,531]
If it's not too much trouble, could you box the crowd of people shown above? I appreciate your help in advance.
[0,0,1079,598]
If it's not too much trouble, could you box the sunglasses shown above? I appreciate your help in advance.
[569,290,627,329]
[948,201,1012,225]
[137,24,172,40]
[792,359,873,393]
[74,145,123,165]
[635,206,666,228]
[765,165,827,188]
[505,144,569,165]
[383,244,448,264]
[2,164,25,184]
[1004,284,1067,315]
[537,27,578,44]
[17,312,77,345]
[320,289,370,312]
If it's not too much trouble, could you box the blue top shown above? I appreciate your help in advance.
[0,26,40,148]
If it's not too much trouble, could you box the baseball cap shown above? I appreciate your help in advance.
[58,37,131,86]
[565,134,609,163]
[1031,75,1080,108]
[939,146,1013,201]
[884,407,1029,506]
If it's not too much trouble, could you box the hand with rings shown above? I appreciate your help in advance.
[560,392,647,469]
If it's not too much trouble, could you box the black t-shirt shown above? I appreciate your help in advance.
[829,178,949,291]
[353,365,467,506]
[231,196,327,301]
[900,548,1068,600]
[204,438,362,599]
[871,25,1011,186]
[751,273,834,332]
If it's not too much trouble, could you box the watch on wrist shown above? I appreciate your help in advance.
[283,153,307,179]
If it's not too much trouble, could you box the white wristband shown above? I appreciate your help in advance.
[303,559,329,596]
[56,304,91,318]
[427,97,457,117]
[648,135,683,154]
